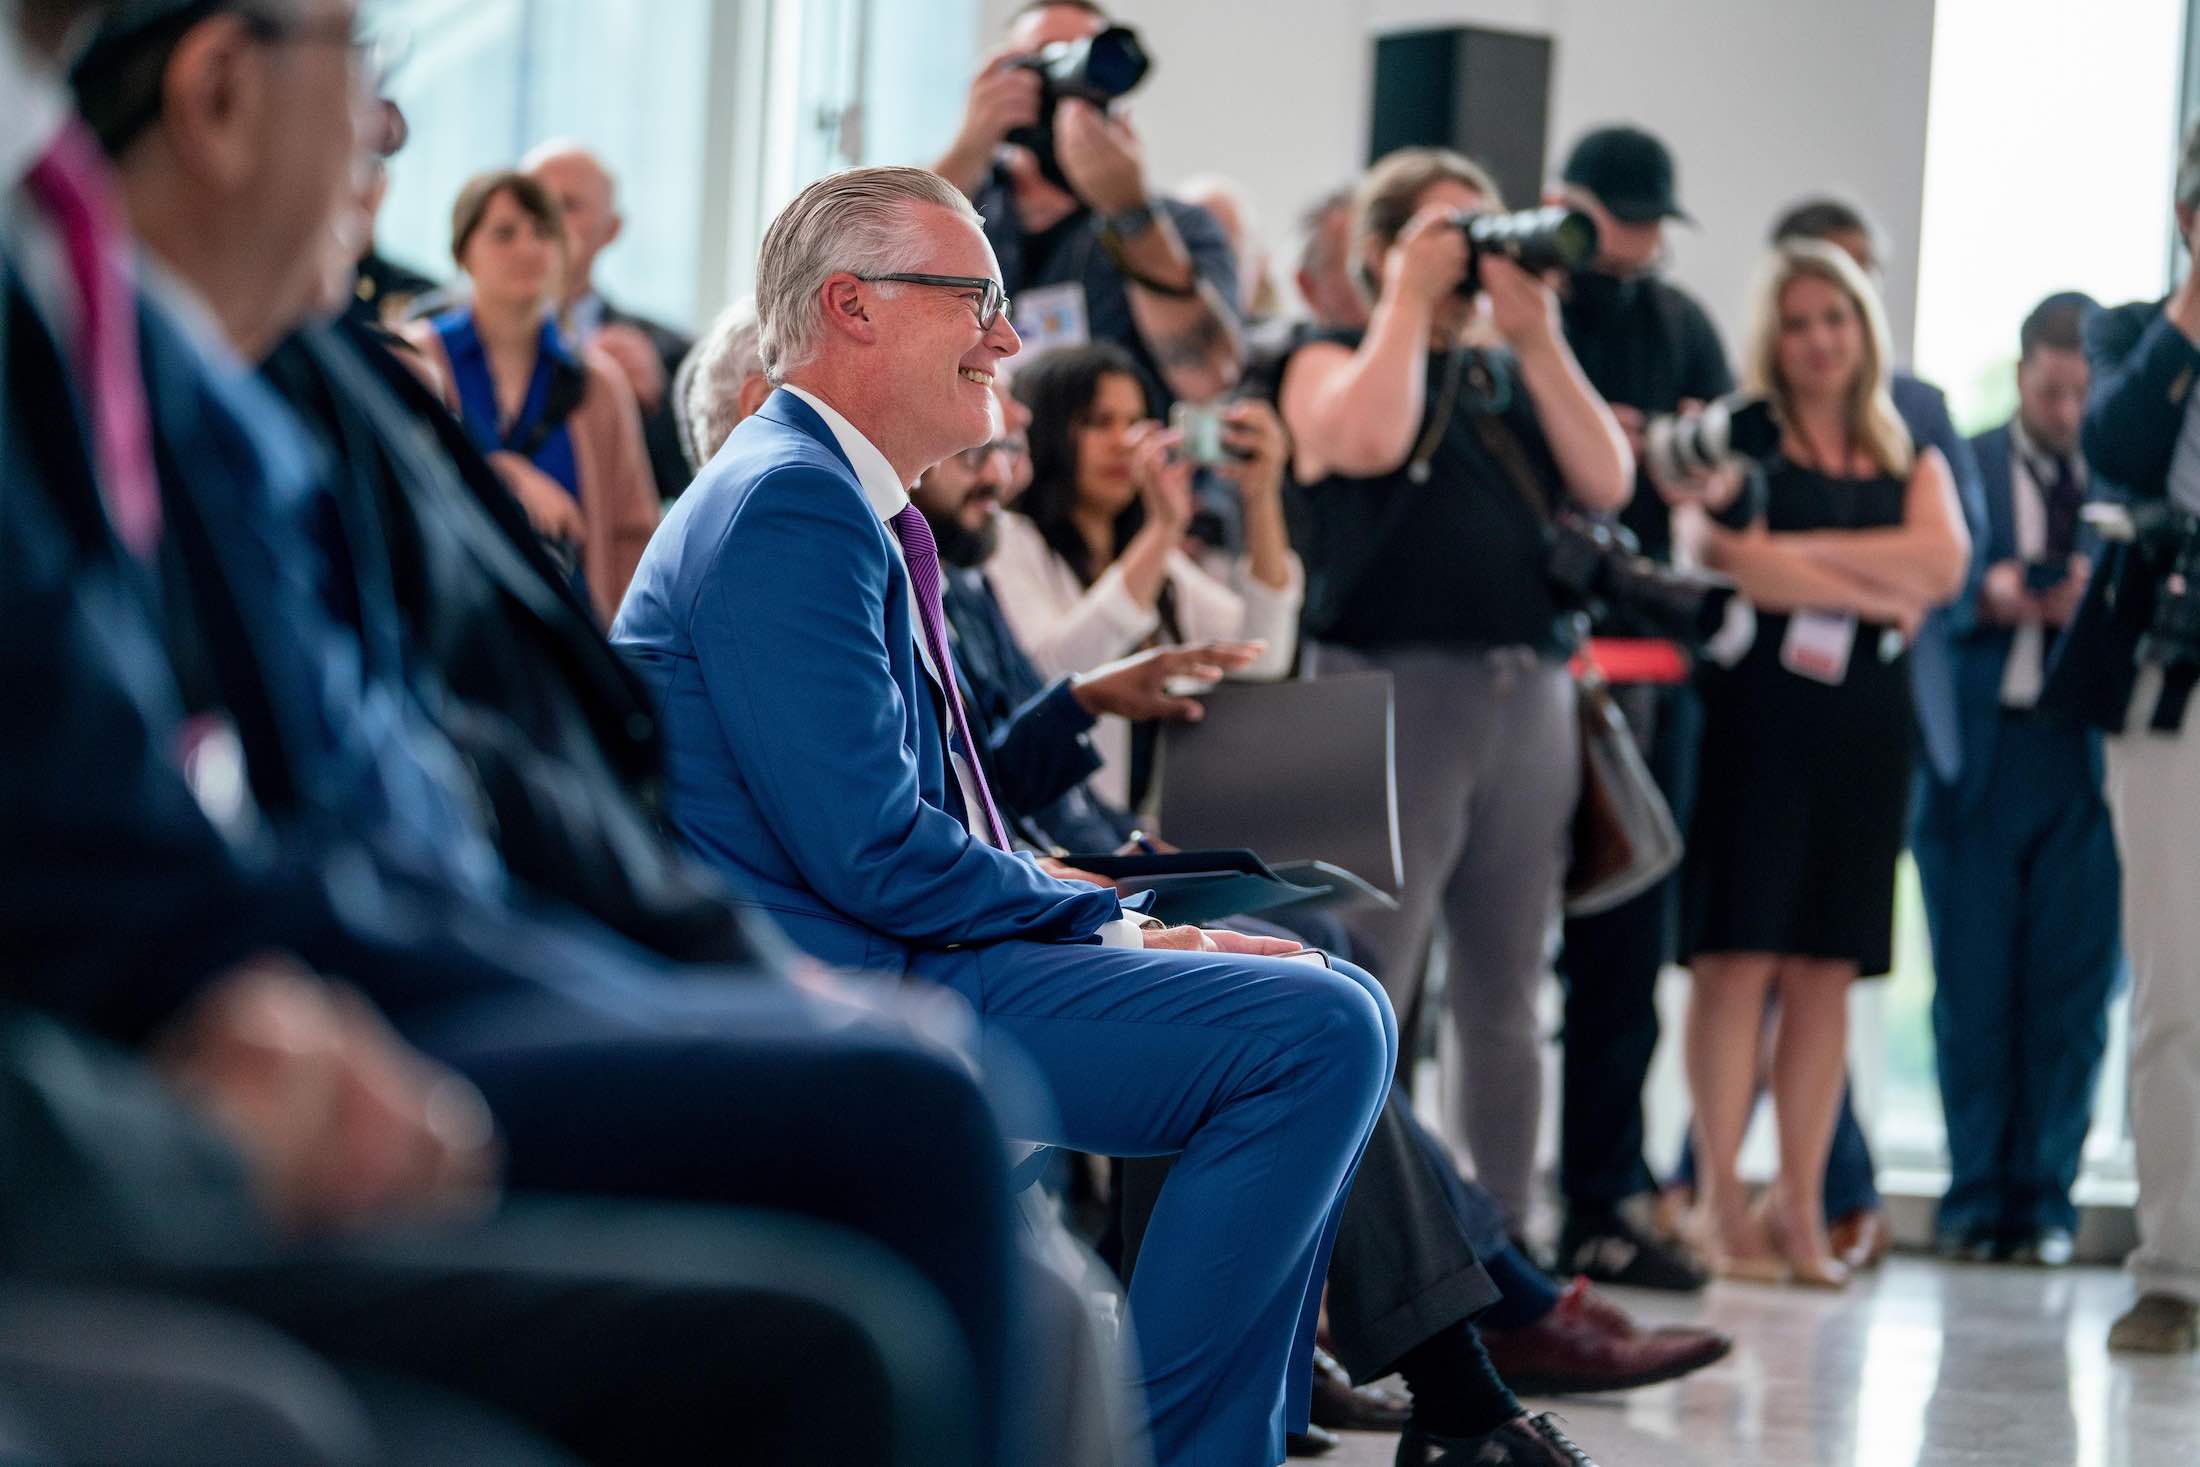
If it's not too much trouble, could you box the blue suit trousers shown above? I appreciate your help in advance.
[1914,713,2122,1238]
[908,939,1396,1467]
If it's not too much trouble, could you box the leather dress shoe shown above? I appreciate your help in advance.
[1396,1412,1598,1465]
[1309,1345,1413,1430]
[1934,1228,1996,1263]
[1478,1277,1731,1395]
[1557,1204,1707,1292]
[2004,1228,2075,1267]
[1829,1207,1892,1271]
[1287,1424,1340,1457]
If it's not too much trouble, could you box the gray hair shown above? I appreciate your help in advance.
[753,166,982,382]
[674,297,764,471]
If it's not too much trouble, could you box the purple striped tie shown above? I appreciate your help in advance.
[889,506,1012,849]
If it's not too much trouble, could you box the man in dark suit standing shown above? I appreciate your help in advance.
[524,141,695,500]
[1912,292,2121,1268]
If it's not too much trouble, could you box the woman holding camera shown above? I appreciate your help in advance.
[987,341,1300,808]
[1277,148,1630,1225]
[1670,240,1967,1285]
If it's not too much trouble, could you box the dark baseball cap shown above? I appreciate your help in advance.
[1562,125,1692,224]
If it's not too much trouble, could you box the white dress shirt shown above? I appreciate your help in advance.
[984,510,1302,809]
[2000,420,2087,709]
[777,386,1147,948]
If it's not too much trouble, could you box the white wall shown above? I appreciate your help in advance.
[976,0,1940,360]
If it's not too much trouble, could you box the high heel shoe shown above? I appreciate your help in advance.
[1701,1201,1788,1285]
[1756,1195,1850,1290]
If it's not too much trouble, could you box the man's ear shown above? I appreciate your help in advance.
[156,16,265,193]
[818,274,878,345]
[603,210,624,251]
[736,371,774,420]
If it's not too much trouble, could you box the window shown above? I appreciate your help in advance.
[366,0,980,333]
[1911,0,2186,433]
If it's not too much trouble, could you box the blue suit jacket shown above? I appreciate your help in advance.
[611,390,1120,971]
[1895,373,1987,785]
[1918,422,2105,812]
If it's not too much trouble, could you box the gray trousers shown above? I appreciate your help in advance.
[1311,642,1579,1224]
[2106,670,2200,1301]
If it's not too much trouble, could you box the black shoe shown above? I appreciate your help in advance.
[1933,1228,1995,1263]
[1309,1345,1413,1430]
[2004,1228,2076,1267]
[1288,1424,1340,1457]
[1396,1412,1598,1466]
[1557,1206,1707,1292]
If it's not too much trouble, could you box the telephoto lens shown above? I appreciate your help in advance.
[1021,24,1150,106]
[1454,206,1599,291]
[1643,396,1780,482]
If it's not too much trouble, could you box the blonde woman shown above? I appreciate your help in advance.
[1672,240,1968,1285]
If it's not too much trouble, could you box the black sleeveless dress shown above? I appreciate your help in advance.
[1681,456,1918,977]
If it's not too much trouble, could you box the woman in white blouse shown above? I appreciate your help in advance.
[988,342,1302,809]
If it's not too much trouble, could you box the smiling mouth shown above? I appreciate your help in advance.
[958,367,993,385]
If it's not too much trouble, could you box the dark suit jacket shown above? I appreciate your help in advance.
[943,565,1137,854]
[260,322,764,965]
[600,297,696,502]
[1,259,764,1048]
[2038,299,2200,730]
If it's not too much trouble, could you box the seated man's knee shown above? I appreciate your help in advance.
[1282,959,1394,1118]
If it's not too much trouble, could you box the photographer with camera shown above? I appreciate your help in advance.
[1278,147,1630,1227]
[2064,121,2200,1355]
[1672,241,1966,1287]
[932,2,1242,409]
[1912,292,2120,1274]
[1544,124,1733,1293]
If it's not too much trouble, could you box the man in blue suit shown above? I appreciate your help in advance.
[1912,293,2121,1265]
[613,166,1399,1467]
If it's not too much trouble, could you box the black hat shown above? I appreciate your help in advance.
[1562,125,1691,224]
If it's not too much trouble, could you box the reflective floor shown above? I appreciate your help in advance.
[1329,1258,2198,1466]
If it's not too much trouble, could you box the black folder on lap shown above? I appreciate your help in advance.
[1058,849,1398,927]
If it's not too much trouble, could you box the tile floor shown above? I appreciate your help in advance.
[1324,1258,2198,1466]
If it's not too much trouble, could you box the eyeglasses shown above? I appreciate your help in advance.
[856,273,1012,332]
[953,439,1026,470]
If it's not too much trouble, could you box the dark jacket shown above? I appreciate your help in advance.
[943,565,1137,855]
[262,321,763,964]
[2039,298,2200,731]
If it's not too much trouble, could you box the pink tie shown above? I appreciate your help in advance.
[23,120,162,560]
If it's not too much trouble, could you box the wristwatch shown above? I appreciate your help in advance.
[1100,200,1159,240]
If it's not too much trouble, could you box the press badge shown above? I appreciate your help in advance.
[1013,282,1091,358]
[1779,610,1856,685]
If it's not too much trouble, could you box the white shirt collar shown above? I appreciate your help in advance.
[0,25,70,193]
[781,383,910,523]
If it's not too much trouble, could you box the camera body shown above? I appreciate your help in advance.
[1643,396,1780,482]
[1543,512,1736,647]
[1451,207,1599,294]
[1170,401,1242,468]
[1006,25,1151,191]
